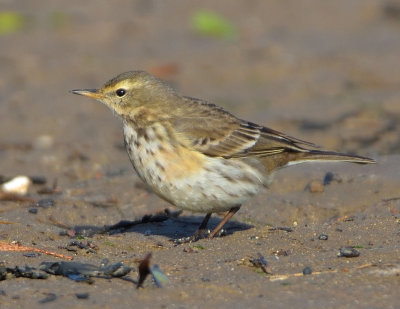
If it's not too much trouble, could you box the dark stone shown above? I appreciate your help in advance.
[76,293,89,299]
[303,267,312,275]
[338,247,360,258]
[37,199,55,208]
[318,234,329,240]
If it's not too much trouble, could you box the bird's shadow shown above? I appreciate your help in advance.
[67,212,252,240]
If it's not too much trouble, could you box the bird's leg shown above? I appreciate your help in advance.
[198,212,212,230]
[208,206,241,239]
[189,212,212,242]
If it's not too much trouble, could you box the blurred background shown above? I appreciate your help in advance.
[0,0,399,184]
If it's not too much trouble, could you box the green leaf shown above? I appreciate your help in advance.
[0,11,26,35]
[191,10,237,40]
[191,244,205,250]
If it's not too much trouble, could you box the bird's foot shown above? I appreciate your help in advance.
[172,228,226,244]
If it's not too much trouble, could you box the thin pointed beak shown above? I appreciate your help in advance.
[70,89,104,100]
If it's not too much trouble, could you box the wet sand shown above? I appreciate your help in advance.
[1,1,399,308]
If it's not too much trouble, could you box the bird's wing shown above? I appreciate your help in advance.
[171,97,318,158]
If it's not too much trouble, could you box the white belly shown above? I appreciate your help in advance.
[123,123,265,212]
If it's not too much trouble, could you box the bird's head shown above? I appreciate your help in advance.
[71,71,176,118]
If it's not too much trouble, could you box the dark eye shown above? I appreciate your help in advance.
[116,88,126,97]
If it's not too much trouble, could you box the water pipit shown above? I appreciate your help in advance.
[71,71,375,240]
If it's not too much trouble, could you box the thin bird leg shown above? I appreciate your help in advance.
[198,212,212,230]
[189,212,212,241]
[208,206,241,239]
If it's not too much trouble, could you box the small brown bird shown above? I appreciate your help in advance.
[71,71,375,240]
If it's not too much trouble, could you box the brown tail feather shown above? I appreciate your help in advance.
[259,150,375,173]
[298,150,376,164]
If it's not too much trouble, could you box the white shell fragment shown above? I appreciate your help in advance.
[1,176,31,195]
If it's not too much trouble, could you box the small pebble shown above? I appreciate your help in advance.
[323,172,335,185]
[37,199,55,208]
[249,253,272,274]
[318,234,329,240]
[308,180,324,193]
[23,253,37,258]
[28,208,38,214]
[1,176,31,195]
[65,229,76,237]
[303,267,312,275]
[338,247,360,258]
[275,249,289,256]
[75,293,89,299]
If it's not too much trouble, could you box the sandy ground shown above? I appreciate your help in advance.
[0,1,399,308]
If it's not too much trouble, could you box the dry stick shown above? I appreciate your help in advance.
[0,221,17,224]
[0,241,73,260]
